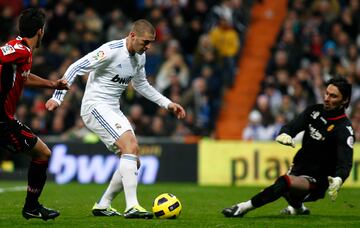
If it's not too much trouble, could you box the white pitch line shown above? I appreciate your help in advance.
[0,186,27,193]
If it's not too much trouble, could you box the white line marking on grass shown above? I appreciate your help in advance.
[0,186,27,193]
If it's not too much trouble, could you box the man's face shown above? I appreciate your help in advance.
[131,31,155,54]
[324,84,346,110]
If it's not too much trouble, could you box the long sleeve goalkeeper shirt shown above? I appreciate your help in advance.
[279,104,354,182]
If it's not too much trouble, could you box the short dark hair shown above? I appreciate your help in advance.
[18,8,46,38]
[131,19,155,36]
[326,76,352,108]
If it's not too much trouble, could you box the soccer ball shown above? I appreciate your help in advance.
[152,193,182,219]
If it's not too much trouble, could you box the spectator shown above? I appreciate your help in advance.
[127,104,150,136]
[251,0,360,142]
[254,94,274,127]
[350,99,360,140]
[209,16,240,87]
[181,77,211,135]
[156,53,190,92]
[192,34,219,77]
[2,0,252,139]
[148,115,168,137]
[105,9,131,41]
[266,49,293,76]
[242,110,274,140]
[60,117,92,141]
[0,6,15,42]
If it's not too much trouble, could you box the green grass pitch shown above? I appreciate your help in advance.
[0,181,359,227]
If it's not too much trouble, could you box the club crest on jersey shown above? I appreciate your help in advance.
[14,43,25,50]
[93,50,105,61]
[327,124,334,132]
[1,44,15,55]
[21,70,30,77]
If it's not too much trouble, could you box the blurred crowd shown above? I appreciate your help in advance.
[0,0,250,140]
[4,0,359,143]
[243,0,360,142]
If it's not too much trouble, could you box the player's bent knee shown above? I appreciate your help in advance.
[275,175,292,188]
[130,143,139,154]
[287,175,312,191]
[116,135,139,154]
[37,148,51,160]
[122,142,139,155]
[30,140,51,160]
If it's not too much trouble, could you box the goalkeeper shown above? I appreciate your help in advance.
[223,77,354,217]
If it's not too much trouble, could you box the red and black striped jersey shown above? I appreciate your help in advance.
[0,36,32,121]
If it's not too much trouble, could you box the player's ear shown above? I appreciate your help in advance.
[37,28,43,37]
[342,98,349,106]
[39,24,46,35]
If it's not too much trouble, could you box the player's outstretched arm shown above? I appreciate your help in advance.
[275,133,295,148]
[26,73,69,90]
[168,103,186,119]
[45,99,60,111]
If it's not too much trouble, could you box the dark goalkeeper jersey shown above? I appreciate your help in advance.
[0,36,32,121]
[280,104,354,182]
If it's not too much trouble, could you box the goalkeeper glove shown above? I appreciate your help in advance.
[275,133,295,148]
[328,176,343,201]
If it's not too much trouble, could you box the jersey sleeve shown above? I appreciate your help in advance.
[279,105,314,137]
[0,43,29,64]
[131,59,171,109]
[335,124,354,182]
[51,44,111,105]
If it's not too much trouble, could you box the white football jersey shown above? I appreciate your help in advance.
[51,38,171,115]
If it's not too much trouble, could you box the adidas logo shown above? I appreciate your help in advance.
[100,210,114,216]
[126,208,138,214]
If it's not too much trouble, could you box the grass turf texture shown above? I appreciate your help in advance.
[0,182,359,227]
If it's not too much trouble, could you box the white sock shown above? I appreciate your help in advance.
[97,160,123,208]
[299,203,307,211]
[120,154,139,210]
[241,200,254,211]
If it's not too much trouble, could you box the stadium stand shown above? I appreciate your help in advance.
[242,0,360,141]
[0,0,251,140]
[2,0,360,142]
[216,0,287,139]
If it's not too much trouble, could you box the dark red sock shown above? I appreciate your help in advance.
[24,159,48,210]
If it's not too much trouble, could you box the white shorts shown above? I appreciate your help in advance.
[81,104,134,153]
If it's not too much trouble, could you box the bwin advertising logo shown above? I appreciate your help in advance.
[49,144,159,184]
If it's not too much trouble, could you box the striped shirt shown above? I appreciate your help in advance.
[51,38,171,115]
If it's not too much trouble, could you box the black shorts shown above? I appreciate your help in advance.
[288,166,329,202]
[0,119,38,154]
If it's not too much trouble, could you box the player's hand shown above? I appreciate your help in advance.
[328,176,342,201]
[168,103,186,119]
[45,99,60,111]
[276,133,295,148]
[54,79,69,90]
